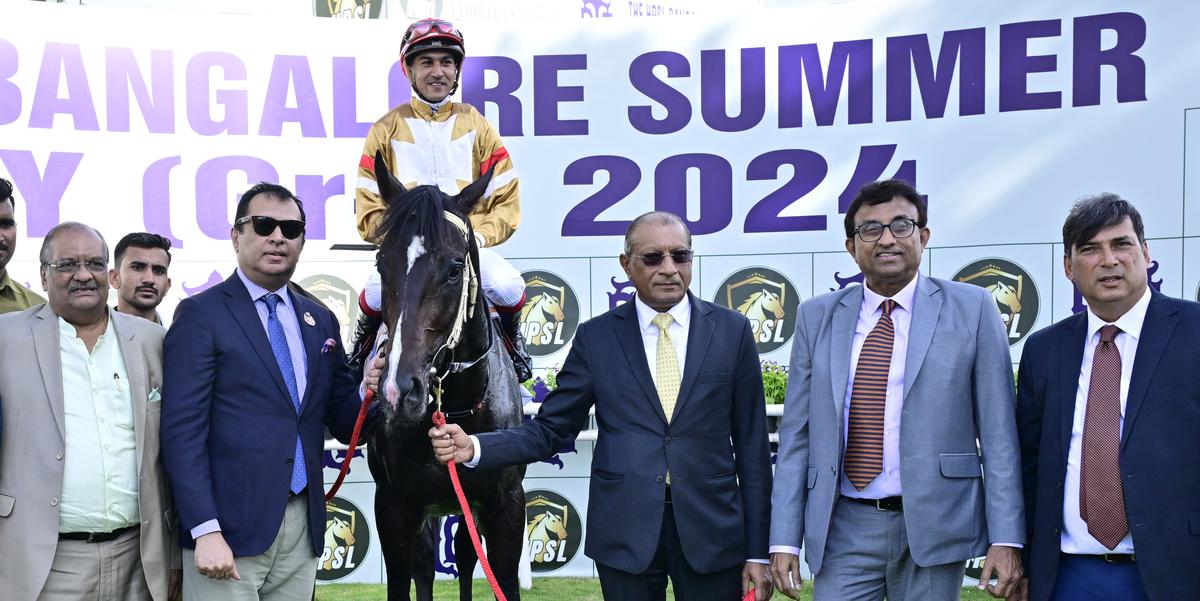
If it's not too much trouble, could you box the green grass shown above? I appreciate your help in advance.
[316,579,1001,600]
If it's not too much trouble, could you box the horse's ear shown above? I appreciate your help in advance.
[454,163,495,215]
[374,150,407,203]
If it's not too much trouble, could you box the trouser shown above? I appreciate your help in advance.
[39,526,150,601]
[812,497,966,601]
[181,494,316,601]
[361,245,525,314]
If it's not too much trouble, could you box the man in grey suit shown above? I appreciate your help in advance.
[769,180,1024,600]
[0,222,180,601]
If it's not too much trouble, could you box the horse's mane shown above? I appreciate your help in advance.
[376,185,455,251]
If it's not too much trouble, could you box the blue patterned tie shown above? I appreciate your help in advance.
[262,293,307,494]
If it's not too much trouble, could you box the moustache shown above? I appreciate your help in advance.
[68,284,98,293]
[137,285,158,293]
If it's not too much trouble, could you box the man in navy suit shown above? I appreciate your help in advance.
[161,183,367,600]
[1015,193,1200,601]
[430,211,774,601]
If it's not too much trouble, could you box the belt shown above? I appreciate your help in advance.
[290,487,308,498]
[664,486,672,504]
[59,524,138,543]
[843,495,903,511]
[1069,553,1136,564]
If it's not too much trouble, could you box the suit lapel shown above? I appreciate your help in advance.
[112,314,148,470]
[830,287,861,417]
[903,276,942,398]
[292,290,323,414]
[1122,293,1175,451]
[671,296,714,421]
[221,274,293,408]
[31,304,66,441]
[613,300,666,424]
[1057,313,1088,465]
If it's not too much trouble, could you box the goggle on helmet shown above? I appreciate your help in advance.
[399,18,465,83]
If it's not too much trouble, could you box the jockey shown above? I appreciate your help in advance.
[354,17,531,382]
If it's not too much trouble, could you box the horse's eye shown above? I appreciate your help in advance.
[447,263,464,280]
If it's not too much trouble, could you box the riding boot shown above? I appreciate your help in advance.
[349,309,383,384]
[495,311,533,382]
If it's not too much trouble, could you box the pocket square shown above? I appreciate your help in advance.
[321,338,338,354]
[148,388,161,403]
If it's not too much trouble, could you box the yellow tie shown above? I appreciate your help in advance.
[653,313,681,422]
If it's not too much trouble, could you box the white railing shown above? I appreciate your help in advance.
[324,404,786,451]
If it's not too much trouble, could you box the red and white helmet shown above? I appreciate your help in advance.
[400,18,465,93]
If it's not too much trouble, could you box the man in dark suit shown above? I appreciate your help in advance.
[1015,193,1200,601]
[161,183,368,600]
[430,211,773,601]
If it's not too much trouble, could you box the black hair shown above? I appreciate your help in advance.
[843,179,927,238]
[1062,193,1145,256]
[234,182,306,227]
[114,232,173,266]
[0,177,13,214]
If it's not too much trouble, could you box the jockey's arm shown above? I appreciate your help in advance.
[469,122,520,248]
[355,122,391,244]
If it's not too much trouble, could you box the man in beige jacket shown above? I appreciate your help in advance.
[0,222,180,601]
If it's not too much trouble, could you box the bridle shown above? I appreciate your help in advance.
[426,210,493,418]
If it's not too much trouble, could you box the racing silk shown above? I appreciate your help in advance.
[356,99,519,246]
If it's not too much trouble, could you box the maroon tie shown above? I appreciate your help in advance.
[845,299,896,491]
[1079,324,1128,549]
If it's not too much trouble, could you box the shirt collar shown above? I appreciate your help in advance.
[862,273,919,316]
[236,268,294,313]
[634,293,691,332]
[1086,286,1152,342]
[57,306,116,340]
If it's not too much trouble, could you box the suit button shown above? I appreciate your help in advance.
[50,497,59,506]
[664,437,673,445]
[55,452,63,461]
[1057,481,1063,490]
[655,476,665,484]
[286,458,294,466]
[1053,527,1060,535]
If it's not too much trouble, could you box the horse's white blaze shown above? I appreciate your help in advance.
[406,236,426,276]
[384,315,404,405]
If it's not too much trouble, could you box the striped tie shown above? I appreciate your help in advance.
[1080,324,1127,549]
[845,299,896,491]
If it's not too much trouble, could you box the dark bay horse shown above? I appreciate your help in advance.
[365,152,526,600]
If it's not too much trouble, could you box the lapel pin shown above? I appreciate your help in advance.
[303,312,316,327]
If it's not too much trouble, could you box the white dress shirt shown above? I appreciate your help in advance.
[633,294,690,388]
[1061,286,1151,555]
[58,311,140,533]
[839,276,917,499]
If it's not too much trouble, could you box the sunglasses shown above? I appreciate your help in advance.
[235,215,305,240]
[630,250,694,267]
[409,19,460,38]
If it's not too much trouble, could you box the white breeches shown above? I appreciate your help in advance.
[361,246,525,314]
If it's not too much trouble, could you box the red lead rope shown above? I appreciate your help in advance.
[325,388,374,502]
[330,392,755,601]
[431,409,509,601]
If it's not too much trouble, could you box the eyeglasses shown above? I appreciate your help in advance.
[43,259,107,274]
[853,218,919,242]
[631,250,694,267]
[235,216,305,240]
[407,19,460,38]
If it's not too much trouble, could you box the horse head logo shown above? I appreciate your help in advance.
[321,515,357,571]
[527,511,569,546]
[736,289,786,322]
[520,292,565,325]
